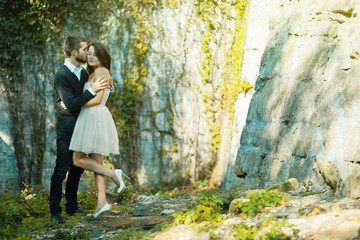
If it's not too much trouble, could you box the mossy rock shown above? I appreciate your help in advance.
[269,178,300,192]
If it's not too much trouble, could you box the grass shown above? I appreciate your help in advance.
[0,183,303,240]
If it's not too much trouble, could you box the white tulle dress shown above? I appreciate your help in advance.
[69,79,119,156]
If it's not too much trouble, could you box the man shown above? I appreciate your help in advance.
[50,34,108,223]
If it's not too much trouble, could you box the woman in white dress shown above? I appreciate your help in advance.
[69,42,127,218]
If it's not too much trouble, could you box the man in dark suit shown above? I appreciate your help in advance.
[49,34,108,223]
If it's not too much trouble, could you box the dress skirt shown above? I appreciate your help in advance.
[69,104,119,156]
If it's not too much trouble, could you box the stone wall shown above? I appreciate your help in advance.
[234,0,360,197]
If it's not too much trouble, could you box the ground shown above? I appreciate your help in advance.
[30,188,360,240]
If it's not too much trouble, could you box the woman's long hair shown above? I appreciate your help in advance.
[86,42,112,75]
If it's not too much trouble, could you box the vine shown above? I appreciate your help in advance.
[106,0,159,180]
[194,0,251,184]
[0,0,52,187]
[0,0,108,188]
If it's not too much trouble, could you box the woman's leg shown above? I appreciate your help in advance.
[90,153,108,213]
[72,152,120,186]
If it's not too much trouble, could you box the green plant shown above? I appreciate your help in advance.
[263,218,289,240]
[50,229,89,240]
[0,225,32,240]
[299,191,322,197]
[112,228,151,240]
[150,185,179,199]
[233,218,290,240]
[117,179,137,203]
[233,222,257,240]
[77,171,97,211]
[230,189,288,217]
[0,185,51,239]
[0,184,106,239]
[21,216,55,232]
[111,203,133,215]
[171,191,226,226]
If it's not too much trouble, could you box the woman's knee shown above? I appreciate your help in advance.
[89,153,102,162]
[72,152,86,166]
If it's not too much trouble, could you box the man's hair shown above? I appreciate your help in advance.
[63,34,87,57]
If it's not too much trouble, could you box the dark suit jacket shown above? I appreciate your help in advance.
[54,65,94,119]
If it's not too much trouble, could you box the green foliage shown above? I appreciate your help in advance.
[111,203,133,215]
[117,179,137,203]
[0,225,32,240]
[50,229,89,240]
[233,222,257,239]
[77,189,97,211]
[0,185,51,239]
[157,188,178,198]
[0,185,298,240]
[233,218,289,240]
[264,219,289,240]
[77,171,97,210]
[1,0,44,70]
[193,0,251,185]
[0,183,101,239]
[112,228,151,240]
[21,216,56,232]
[1,186,50,224]
[167,189,294,239]
[171,191,226,226]
[230,189,288,217]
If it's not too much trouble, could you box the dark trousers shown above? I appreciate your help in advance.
[49,118,84,215]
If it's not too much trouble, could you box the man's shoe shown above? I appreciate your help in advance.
[67,208,89,216]
[51,214,65,224]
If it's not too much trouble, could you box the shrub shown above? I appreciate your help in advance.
[233,218,289,240]
[0,185,51,239]
[230,189,288,217]
[50,229,89,240]
[171,190,225,225]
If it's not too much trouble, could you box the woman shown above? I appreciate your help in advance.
[69,42,128,218]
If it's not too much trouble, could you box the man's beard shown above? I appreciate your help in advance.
[76,55,87,64]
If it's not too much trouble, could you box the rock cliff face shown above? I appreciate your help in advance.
[0,94,17,190]
[234,0,360,197]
